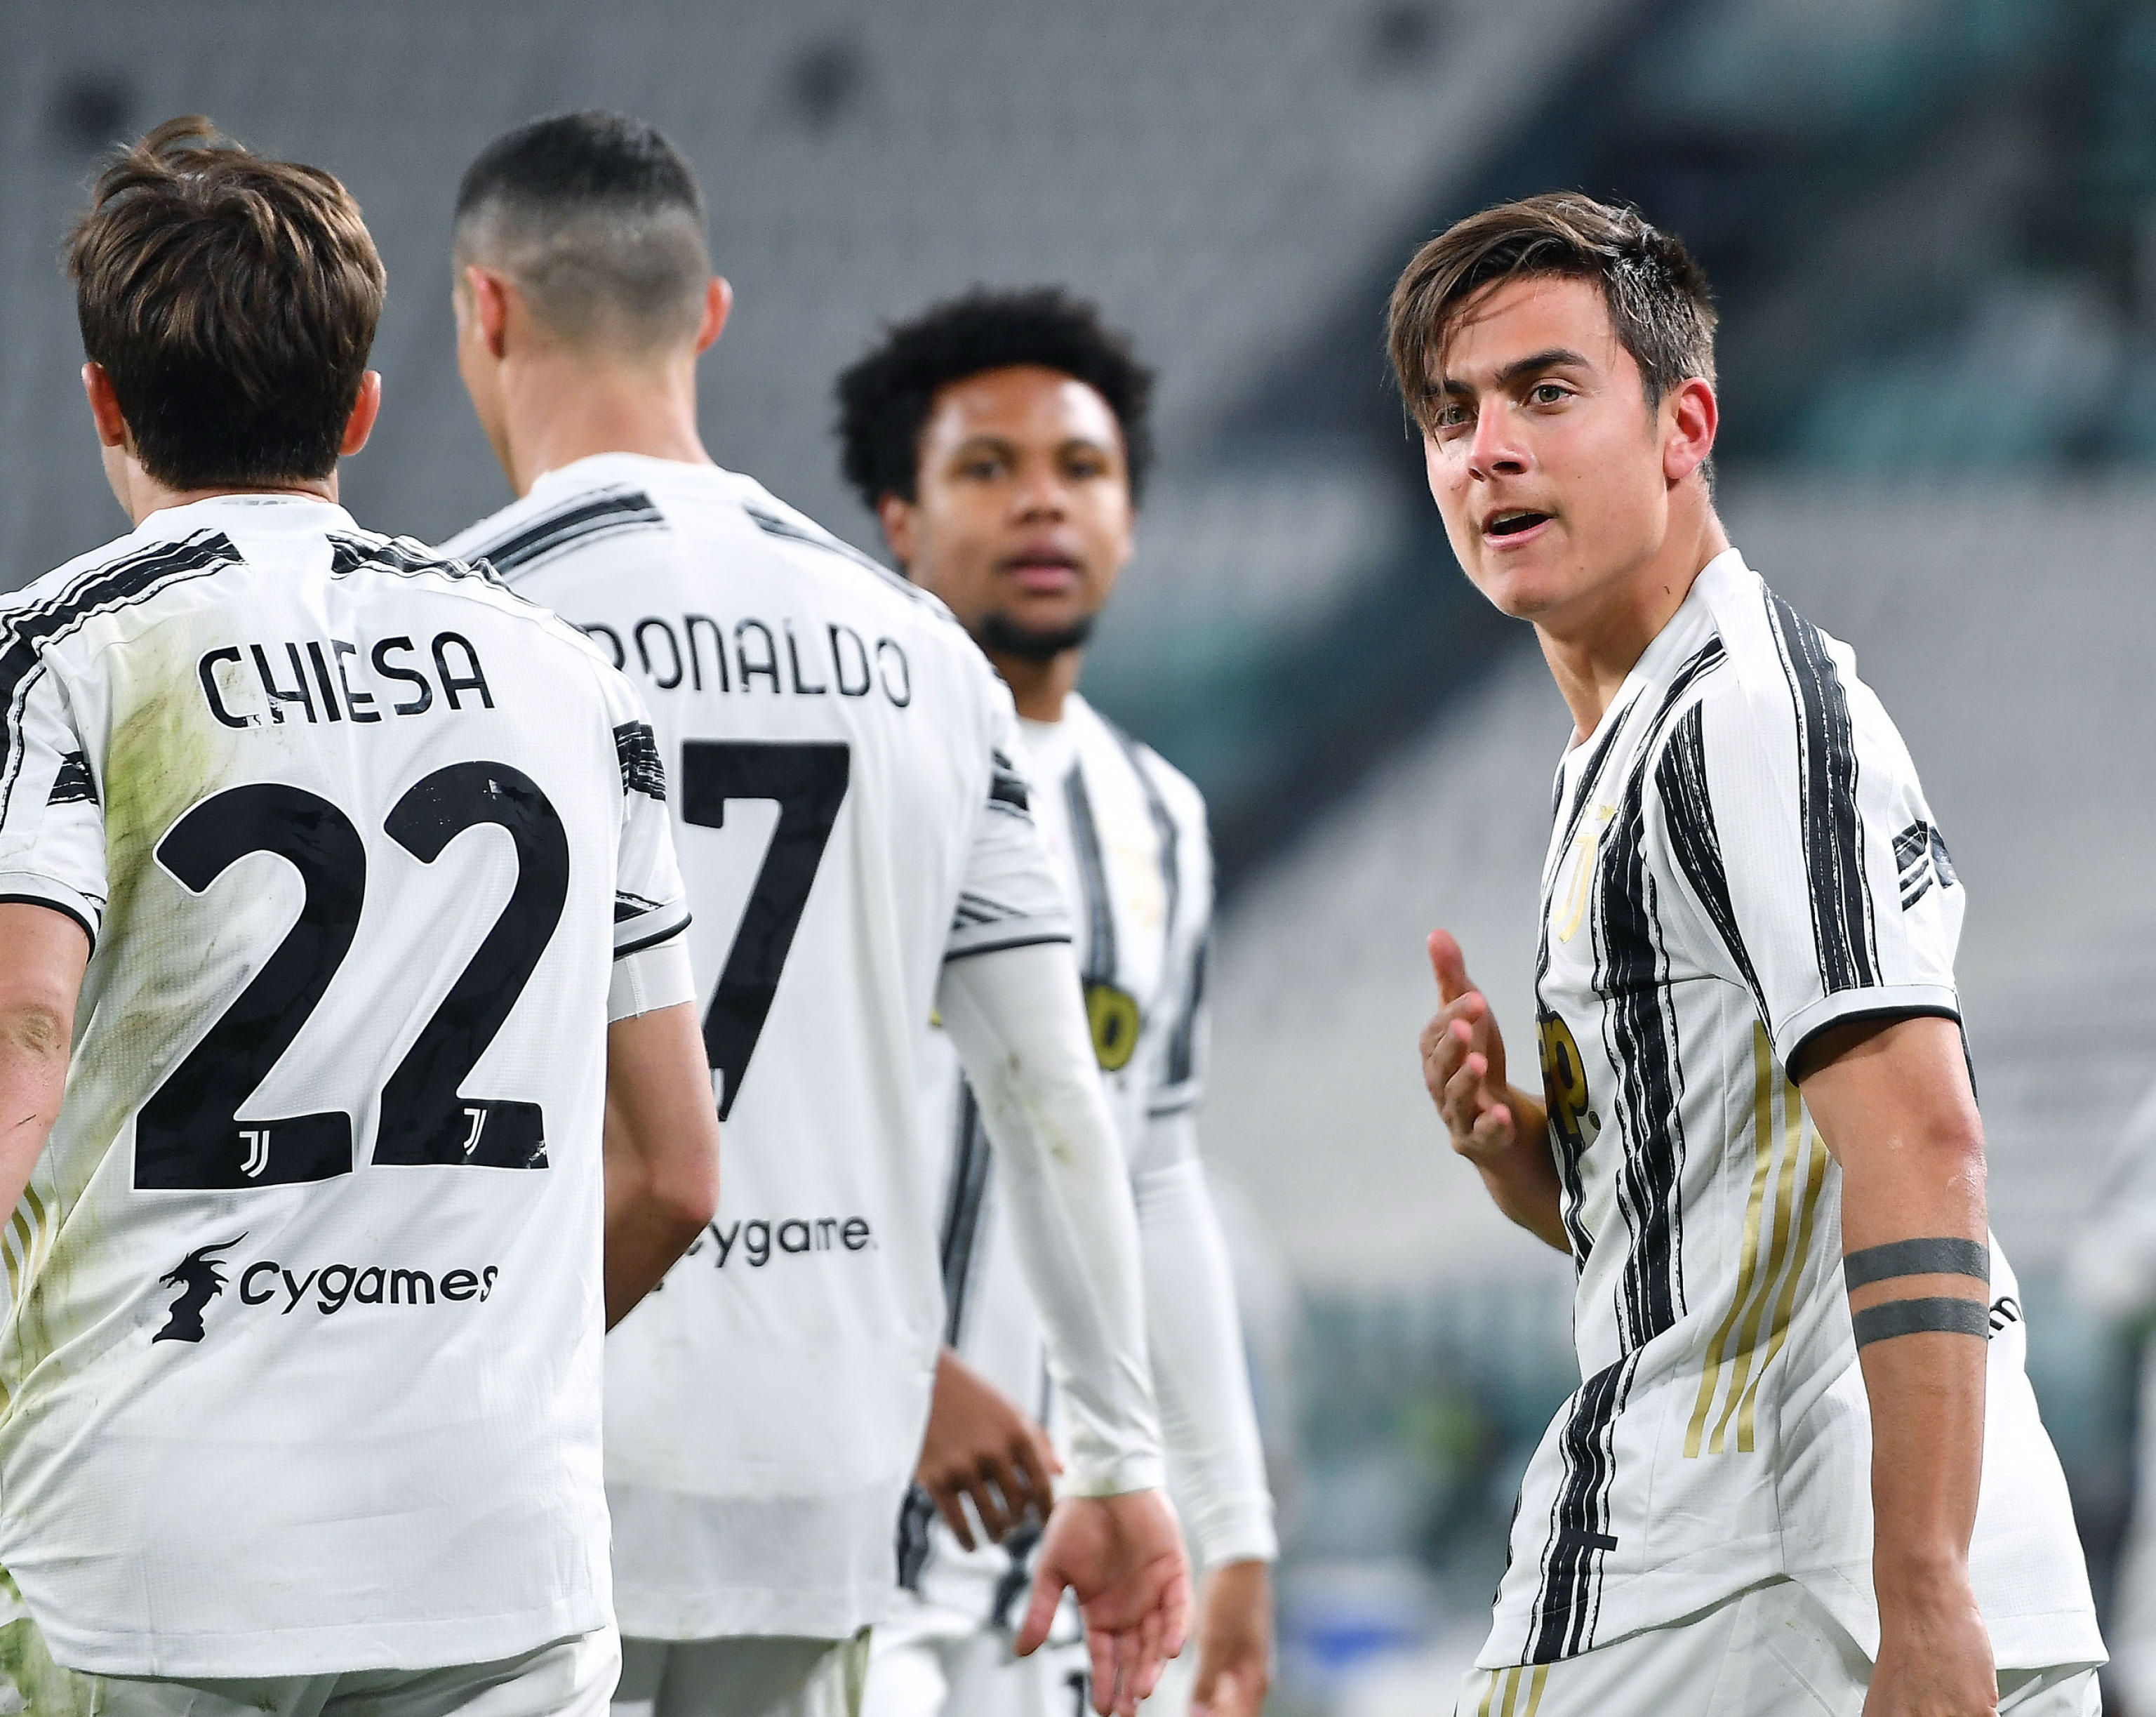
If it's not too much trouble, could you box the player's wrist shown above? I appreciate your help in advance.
[1872,1544,1978,1624]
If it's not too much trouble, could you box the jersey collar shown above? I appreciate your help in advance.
[135,491,357,539]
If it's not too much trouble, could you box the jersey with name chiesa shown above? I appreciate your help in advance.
[0,495,689,1678]
[1487,548,2100,1672]
[444,454,1073,1643]
[898,693,1216,1622]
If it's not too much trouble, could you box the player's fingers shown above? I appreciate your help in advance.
[1162,1561,1192,1661]
[1084,1626,1120,1714]
[1440,1053,1491,1133]
[967,1466,1016,1542]
[1428,929,1472,1002]
[1013,1433,1058,1518]
[929,1482,979,1552]
[1016,1562,1065,1657]
[1131,1607,1166,1704]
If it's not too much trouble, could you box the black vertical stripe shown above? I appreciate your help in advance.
[1534,699,1641,1266]
[1529,1355,1635,1662]
[898,1085,997,1589]
[1597,764,1689,1351]
[1764,590,1877,994]
[0,534,234,823]
[1527,639,1723,1660]
[1656,702,1765,1019]
[1163,934,1208,1091]
[1064,767,1116,988]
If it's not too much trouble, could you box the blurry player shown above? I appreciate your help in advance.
[2067,1080,2156,1713]
[440,114,1187,1717]
[834,290,1275,1717]
[1391,194,2103,1715]
[0,119,719,1716]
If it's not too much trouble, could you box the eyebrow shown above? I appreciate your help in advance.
[1438,347,1592,398]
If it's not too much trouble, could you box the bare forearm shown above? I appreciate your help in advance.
[1802,1016,1990,1618]
[602,1002,721,1329]
[0,1007,69,1214]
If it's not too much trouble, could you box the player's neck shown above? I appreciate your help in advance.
[501,350,712,498]
[993,649,1083,724]
[1538,507,1729,744]
[112,467,337,529]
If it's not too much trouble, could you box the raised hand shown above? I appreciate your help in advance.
[1018,1489,1191,1717]
[1417,929,1568,1250]
[1418,928,1517,1166]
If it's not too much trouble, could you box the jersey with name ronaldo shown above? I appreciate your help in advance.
[900,693,1214,1623]
[444,453,1073,1641]
[0,493,688,1678]
[1484,548,2099,1671]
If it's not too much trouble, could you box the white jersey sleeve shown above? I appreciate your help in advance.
[945,692,1074,963]
[0,661,108,944]
[1672,596,1963,1071]
[936,939,1163,1497]
[600,689,696,1022]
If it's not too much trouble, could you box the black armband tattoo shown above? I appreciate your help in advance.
[1851,1296,1990,1348]
[1842,1237,1989,1293]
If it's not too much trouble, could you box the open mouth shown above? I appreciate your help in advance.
[1484,510,1550,538]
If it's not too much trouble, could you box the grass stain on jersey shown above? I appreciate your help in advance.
[0,1596,100,1717]
[0,631,239,1410]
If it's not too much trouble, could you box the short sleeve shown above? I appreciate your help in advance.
[1657,609,1961,1074]
[943,685,1073,964]
[602,682,694,1021]
[0,663,108,947]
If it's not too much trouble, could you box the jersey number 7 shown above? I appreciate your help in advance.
[135,764,567,1191]
[679,740,851,1120]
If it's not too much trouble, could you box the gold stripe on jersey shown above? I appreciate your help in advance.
[1473,1663,1548,1716]
[1684,1024,1828,1456]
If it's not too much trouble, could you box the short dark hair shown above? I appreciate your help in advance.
[834,287,1155,510]
[67,115,385,491]
[1387,192,1717,431]
[454,111,710,350]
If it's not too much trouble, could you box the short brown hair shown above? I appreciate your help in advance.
[67,117,386,490]
[1387,192,1716,431]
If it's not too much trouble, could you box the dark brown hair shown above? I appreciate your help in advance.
[67,116,386,489]
[1387,192,1716,431]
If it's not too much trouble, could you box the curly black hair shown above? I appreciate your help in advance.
[834,286,1154,511]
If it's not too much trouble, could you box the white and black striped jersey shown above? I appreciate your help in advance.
[443,456,1093,1643]
[1484,548,2099,1671]
[0,494,691,1678]
[897,695,1274,1627]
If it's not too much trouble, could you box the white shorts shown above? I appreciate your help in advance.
[863,1594,1089,1717]
[611,1631,869,1717]
[0,1620,619,1717]
[1454,1581,2100,1717]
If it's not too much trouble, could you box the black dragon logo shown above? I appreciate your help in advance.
[152,1235,245,1344]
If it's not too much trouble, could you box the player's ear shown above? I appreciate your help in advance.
[81,363,130,450]
[462,265,513,360]
[340,371,383,458]
[877,491,917,570]
[695,277,733,354]
[1662,376,1717,486]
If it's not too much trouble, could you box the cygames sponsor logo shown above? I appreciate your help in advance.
[154,1240,500,1340]
[239,1261,500,1315]
[684,1215,872,1270]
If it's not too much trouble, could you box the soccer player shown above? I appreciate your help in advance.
[0,119,720,1716]
[439,114,1188,1717]
[833,289,1275,1717]
[1391,195,2104,1715]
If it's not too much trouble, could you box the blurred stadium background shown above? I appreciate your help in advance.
[5,0,2155,1708]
